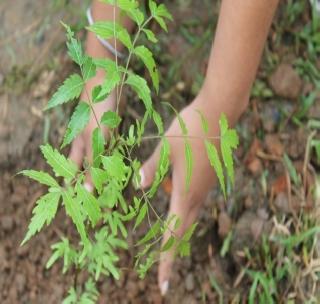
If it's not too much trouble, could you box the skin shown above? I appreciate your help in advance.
[69,0,279,296]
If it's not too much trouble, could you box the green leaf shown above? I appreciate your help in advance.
[149,1,172,32]
[184,141,193,191]
[46,74,83,110]
[196,110,209,134]
[152,110,164,135]
[102,0,144,25]
[76,184,102,227]
[101,111,121,128]
[62,102,90,148]
[87,21,132,50]
[62,22,84,66]
[134,45,159,93]
[142,29,158,43]
[134,202,147,229]
[205,141,226,198]
[163,102,187,135]
[99,68,121,100]
[148,138,170,197]
[137,220,161,246]
[40,144,78,179]
[92,128,105,167]
[101,154,126,180]
[20,170,59,188]
[21,192,60,245]
[219,114,239,185]
[161,235,175,252]
[67,38,84,66]
[283,153,301,187]
[82,56,97,81]
[126,72,152,113]
[90,167,108,194]
[182,223,197,242]
[63,189,88,246]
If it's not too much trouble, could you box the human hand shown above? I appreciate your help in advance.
[139,92,221,296]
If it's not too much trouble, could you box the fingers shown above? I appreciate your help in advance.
[158,166,206,296]
[139,144,161,189]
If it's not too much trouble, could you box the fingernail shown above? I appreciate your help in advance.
[139,169,145,189]
[84,182,93,193]
[160,280,169,296]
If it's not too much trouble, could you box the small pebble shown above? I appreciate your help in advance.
[185,273,195,292]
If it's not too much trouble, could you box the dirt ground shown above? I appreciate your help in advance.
[0,0,320,303]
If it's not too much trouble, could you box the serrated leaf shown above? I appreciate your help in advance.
[161,235,175,252]
[182,223,197,242]
[101,153,127,180]
[67,38,84,66]
[99,67,121,100]
[126,73,152,112]
[184,141,193,191]
[40,144,78,179]
[21,192,60,245]
[91,167,108,194]
[134,45,159,93]
[134,202,147,229]
[137,220,161,246]
[205,141,226,198]
[87,21,132,50]
[148,138,170,197]
[142,29,158,43]
[92,128,105,167]
[62,102,90,148]
[102,0,144,25]
[196,110,209,134]
[76,184,101,226]
[82,56,97,81]
[20,170,59,188]
[46,74,83,110]
[163,102,187,135]
[152,110,163,135]
[62,22,85,66]
[101,111,121,128]
[63,189,88,246]
[219,114,239,185]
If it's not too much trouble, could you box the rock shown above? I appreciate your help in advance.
[269,63,302,99]
[185,273,195,292]
[218,212,232,238]
[1,215,14,232]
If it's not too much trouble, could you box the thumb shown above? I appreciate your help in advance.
[139,145,160,189]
